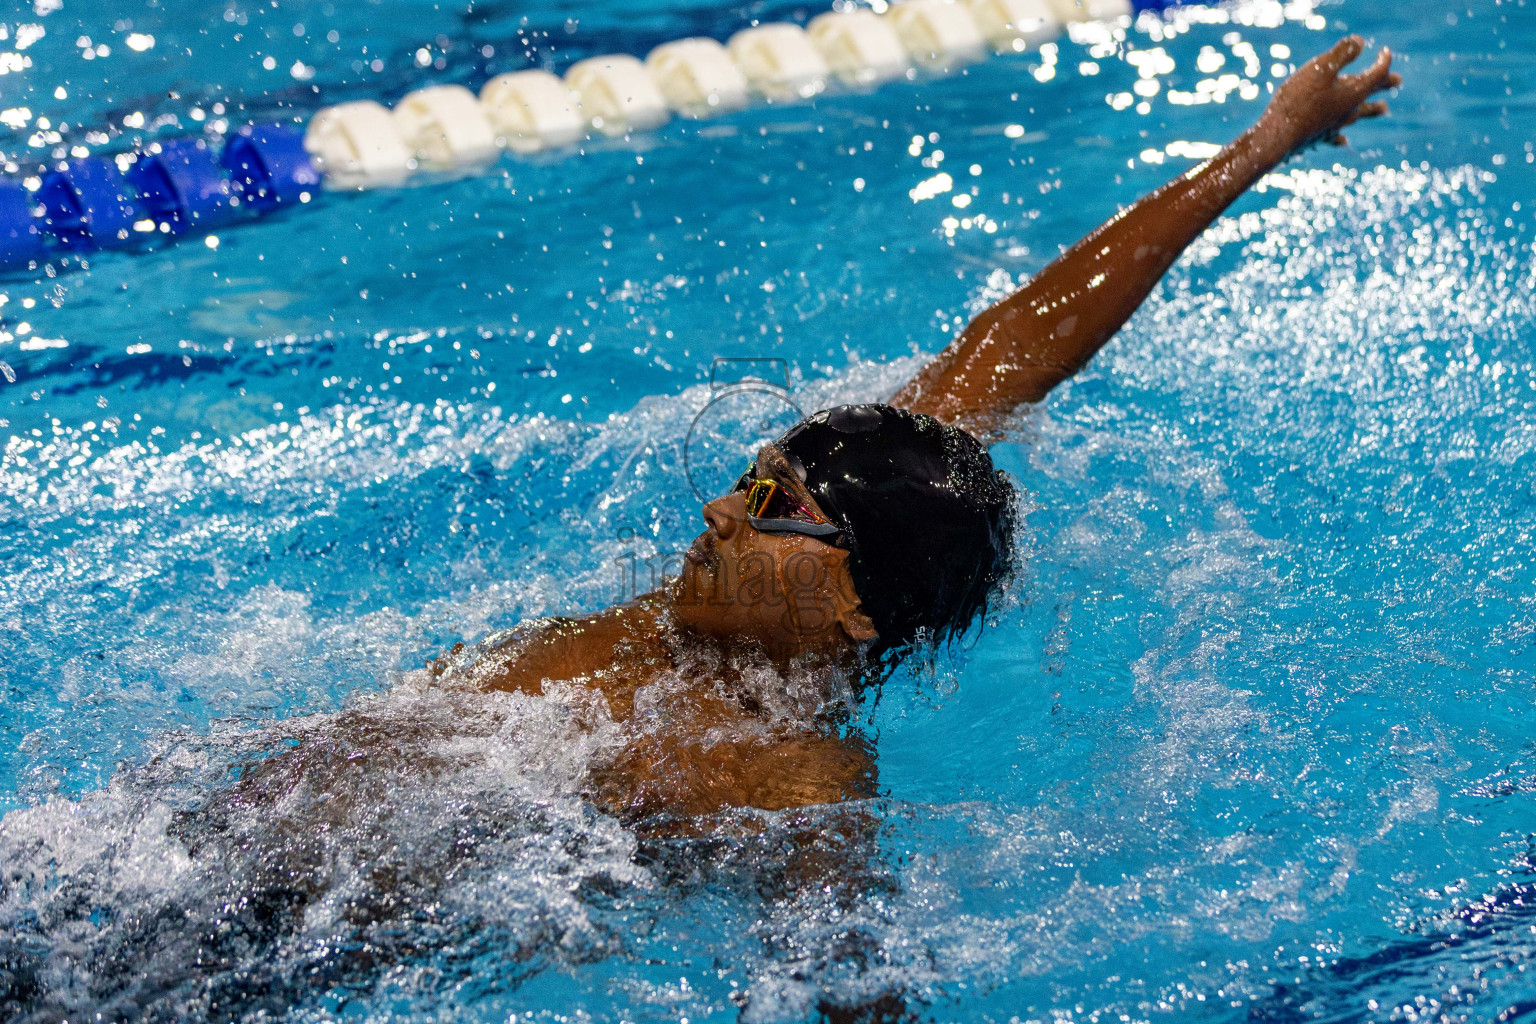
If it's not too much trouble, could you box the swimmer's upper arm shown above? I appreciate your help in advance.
[589,728,877,822]
[743,734,878,811]
[887,146,1285,435]
[889,37,1399,436]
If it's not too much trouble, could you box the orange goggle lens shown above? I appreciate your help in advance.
[738,475,841,538]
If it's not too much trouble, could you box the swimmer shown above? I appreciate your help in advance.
[248,37,1401,835]
[420,36,1400,827]
[47,37,1400,1023]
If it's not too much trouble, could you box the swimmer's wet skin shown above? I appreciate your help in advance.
[305,38,1399,832]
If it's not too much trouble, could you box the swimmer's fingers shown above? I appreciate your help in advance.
[1328,99,1391,145]
[1352,99,1391,122]
[1317,35,1366,78]
[1342,46,1398,97]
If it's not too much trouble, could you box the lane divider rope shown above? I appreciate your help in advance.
[0,0,1206,273]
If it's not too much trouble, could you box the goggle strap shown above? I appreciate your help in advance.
[746,515,842,538]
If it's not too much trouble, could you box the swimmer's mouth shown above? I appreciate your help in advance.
[685,534,717,569]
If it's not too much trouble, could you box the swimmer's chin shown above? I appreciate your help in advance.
[667,559,717,607]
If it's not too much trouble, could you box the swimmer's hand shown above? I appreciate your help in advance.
[1262,36,1400,155]
[427,642,466,678]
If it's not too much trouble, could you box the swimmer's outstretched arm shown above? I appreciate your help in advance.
[889,36,1400,433]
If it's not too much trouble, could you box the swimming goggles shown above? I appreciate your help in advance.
[733,467,843,540]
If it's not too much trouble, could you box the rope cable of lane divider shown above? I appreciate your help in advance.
[0,0,1212,276]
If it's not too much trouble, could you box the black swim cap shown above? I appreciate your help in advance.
[773,404,1016,651]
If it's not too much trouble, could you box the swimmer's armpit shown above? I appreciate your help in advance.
[890,35,1400,436]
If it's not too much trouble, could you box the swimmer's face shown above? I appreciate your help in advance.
[671,445,878,656]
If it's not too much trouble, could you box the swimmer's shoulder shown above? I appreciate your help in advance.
[453,598,672,698]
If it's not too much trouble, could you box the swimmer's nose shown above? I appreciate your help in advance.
[703,491,748,539]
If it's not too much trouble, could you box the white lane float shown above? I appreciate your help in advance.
[303,100,414,189]
[646,37,751,118]
[727,24,831,101]
[565,54,672,137]
[966,0,1062,52]
[806,10,911,86]
[888,0,989,69]
[1046,0,1133,21]
[392,85,500,170]
[480,70,585,154]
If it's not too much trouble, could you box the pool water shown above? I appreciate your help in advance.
[3,0,1535,1020]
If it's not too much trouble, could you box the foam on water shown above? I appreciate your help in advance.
[1,680,646,1020]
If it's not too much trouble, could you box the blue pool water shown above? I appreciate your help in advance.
[3,0,1535,1019]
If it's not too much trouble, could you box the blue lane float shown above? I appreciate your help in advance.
[0,124,320,271]
[38,158,144,250]
[0,180,43,271]
[128,137,239,232]
[222,124,322,210]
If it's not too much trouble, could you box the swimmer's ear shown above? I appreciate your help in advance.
[837,604,879,643]
[825,551,879,641]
